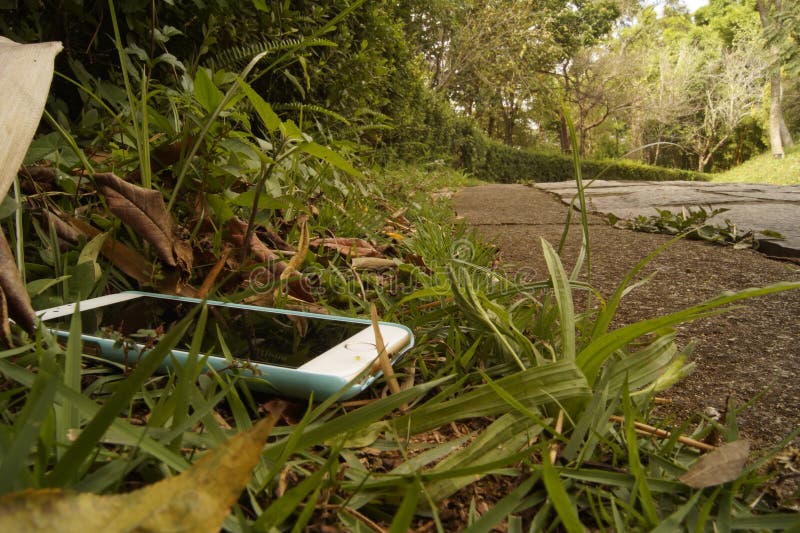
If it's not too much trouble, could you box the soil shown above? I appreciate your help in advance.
[453,184,800,450]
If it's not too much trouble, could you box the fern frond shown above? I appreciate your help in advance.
[272,102,351,126]
[209,38,336,70]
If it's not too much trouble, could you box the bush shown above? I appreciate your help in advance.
[471,140,708,183]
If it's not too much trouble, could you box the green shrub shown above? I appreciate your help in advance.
[471,140,709,183]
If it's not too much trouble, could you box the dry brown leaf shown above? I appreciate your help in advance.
[276,217,309,298]
[0,38,61,336]
[0,228,36,333]
[38,209,83,244]
[310,237,383,258]
[0,285,13,347]
[62,213,195,296]
[20,165,58,194]
[0,404,285,533]
[125,138,192,183]
[370,303,400,395]
[94,172,193,272]
[197,247,232,299]
[351,257,398,271]
[283,216,310,277]
[0,37,62,203]
[226,216,286,269]
[679,439,750,488]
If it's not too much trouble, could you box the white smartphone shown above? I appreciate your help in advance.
[36,291,413,400]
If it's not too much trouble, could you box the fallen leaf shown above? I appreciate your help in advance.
[0,285,13,346]
[20,165,58,194]
[197,247,232,299]
[38,208,83,244]
[59,212,195,296]
[226,216,286,269]
[0,404,285,533]
[0,37,62,203]
[310,237,382,258]
[679,439,750,488]
[94,172,193,272]
[0,229,36,333]
[384,231,405,241]
[351,257,398,271]
[125,138,193,183]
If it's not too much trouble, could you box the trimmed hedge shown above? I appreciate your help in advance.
[470,140,708,183]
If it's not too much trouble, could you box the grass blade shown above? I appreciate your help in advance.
[621,385,659,528]
[541,239,576,360]
[0,358,190,471]
[254,460,329,530]
[651,490,703,533]
[0,350,58,494]
[388,480,421,533]
[541,444,586,533]
[45,302,201,486]
[577,281,800,383]
[56,304,83,460]
[462,475,538,533]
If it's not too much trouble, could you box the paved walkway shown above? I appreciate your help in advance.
[537,180,800,257]
[454,183,800,449]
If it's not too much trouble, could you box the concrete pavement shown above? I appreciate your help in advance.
[537,180,800,257]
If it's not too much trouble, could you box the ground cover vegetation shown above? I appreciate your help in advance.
[1,0,799,530]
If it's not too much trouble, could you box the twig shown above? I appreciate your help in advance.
[197,247,231,299]
[370,303,400,395]
[609,415,715,452]
[550,409,565,464]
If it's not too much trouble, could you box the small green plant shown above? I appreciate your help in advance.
[617,205,783,249]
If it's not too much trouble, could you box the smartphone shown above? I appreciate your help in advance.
[36,291,413,400]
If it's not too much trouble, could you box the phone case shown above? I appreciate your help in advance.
[41,291,414,401]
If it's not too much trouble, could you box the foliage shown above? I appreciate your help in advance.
[621,205,771,249]
[473,139,708,183]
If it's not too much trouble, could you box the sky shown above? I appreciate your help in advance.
[683,0,710,12]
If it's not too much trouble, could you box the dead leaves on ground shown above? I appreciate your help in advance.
[679,439,750,488]
[94,172,193,272]
[0,404,285,533]
[310,237,383,258]
[0,231,36,336]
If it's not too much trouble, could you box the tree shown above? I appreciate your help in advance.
[756,0,795,157]
[687,37,769,170]
[400,0,620,147]
[558,45,644,155]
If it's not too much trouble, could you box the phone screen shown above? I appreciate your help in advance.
[44,296,370,368]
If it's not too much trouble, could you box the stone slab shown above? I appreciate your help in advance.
[537,180,800,257]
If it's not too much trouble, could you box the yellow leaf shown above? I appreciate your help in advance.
[384,231,405,241]
[0,405,284,533]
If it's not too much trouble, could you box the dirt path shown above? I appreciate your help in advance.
[454,184,800,449]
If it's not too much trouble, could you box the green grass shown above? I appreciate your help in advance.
[709,145,800,185]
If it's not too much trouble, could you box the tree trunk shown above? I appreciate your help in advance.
[559,112,570,153]
[767,70,785,158]
[780,113,794,148]
[757,0,790,157]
